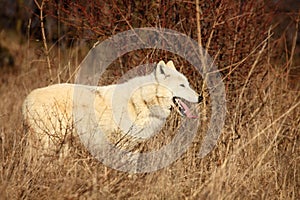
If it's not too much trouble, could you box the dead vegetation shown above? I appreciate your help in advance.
[0,0,299,199]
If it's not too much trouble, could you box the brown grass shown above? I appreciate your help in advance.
[0,0,299,199]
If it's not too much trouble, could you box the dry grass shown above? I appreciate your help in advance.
[0,0,300,199]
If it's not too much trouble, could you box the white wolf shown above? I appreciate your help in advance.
[22,60,202,154]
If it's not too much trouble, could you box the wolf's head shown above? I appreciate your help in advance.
[154,60,202,118]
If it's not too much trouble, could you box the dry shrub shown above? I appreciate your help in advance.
[0,0,299,199]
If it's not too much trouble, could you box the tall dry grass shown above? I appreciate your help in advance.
[0,0,299,199]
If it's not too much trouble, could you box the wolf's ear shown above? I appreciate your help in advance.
[166,61,176,70]
[155,60,167,79]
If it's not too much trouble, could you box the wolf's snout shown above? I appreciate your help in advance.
[198,95,203,103]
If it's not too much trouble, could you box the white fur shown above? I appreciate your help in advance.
[22,60,200,153]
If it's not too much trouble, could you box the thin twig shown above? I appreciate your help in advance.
[34,0,53,84]
[195,0,207,121]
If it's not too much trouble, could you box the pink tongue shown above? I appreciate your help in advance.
[179,100,198,119]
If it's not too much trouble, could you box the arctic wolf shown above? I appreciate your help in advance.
[22,60,202,154]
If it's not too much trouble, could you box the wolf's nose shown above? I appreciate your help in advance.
[198,95,203,103]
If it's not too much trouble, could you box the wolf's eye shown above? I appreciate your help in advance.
[180,84,185,87]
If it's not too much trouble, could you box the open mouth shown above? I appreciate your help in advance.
[172,97,198,119]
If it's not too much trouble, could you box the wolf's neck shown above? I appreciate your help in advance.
[123,73,156,87]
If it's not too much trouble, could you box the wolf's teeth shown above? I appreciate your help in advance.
[173,97,186,116]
